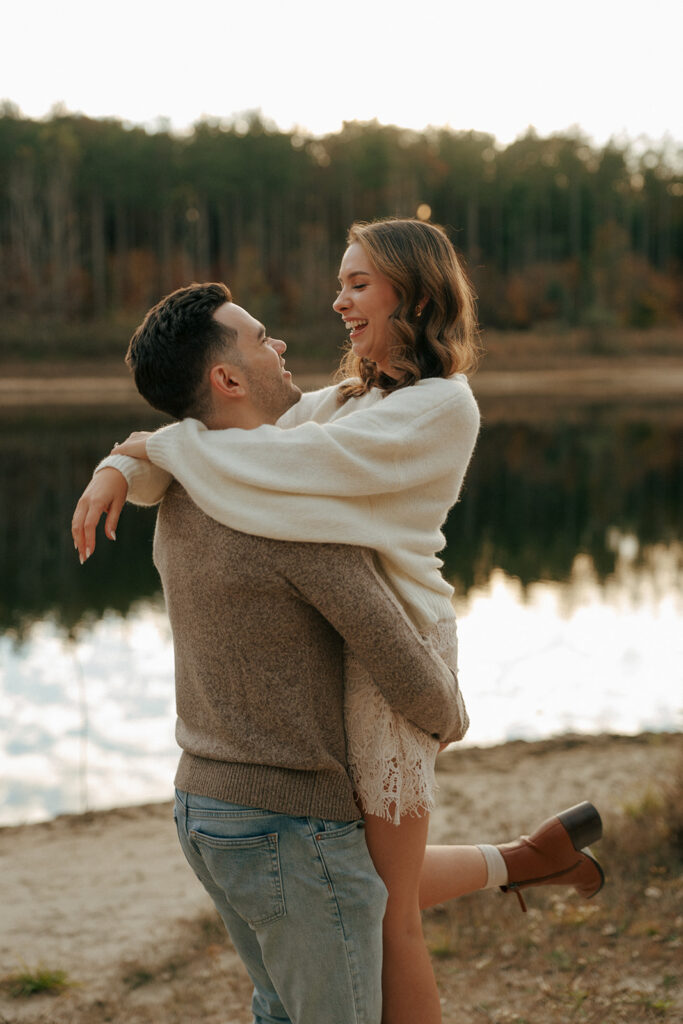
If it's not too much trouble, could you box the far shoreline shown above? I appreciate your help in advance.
[2,357,683,409]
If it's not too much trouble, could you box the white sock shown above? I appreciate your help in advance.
[477,844,509,888]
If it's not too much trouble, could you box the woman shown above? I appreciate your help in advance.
[74,219,603,1024]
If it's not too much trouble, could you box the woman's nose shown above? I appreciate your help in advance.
[333,290,347,312]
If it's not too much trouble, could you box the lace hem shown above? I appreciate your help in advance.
[344,618,459,826]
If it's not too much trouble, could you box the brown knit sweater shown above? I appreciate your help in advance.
[153,483,465,821]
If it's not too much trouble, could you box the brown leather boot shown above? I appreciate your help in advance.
[497,801,605,912]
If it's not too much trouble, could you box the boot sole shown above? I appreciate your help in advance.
[557,801,603,851]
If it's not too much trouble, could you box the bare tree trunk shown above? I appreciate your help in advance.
[158,205,173,292]
[47,164,69,316]
[8,162,43,307]
[111,201,128,308]
[467,189,479,263]
[90,192,107,313]
[196,197,211,279]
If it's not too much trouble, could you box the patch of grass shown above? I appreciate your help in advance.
[1,965,71,997]
[600,753,683,897]
[117,909,231,994]
[122,967,156,990]
[638,996,673,1017]
[548,947,575,972]
[429,941,457,959]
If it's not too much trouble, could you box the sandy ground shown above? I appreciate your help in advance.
[1,731,680,1022]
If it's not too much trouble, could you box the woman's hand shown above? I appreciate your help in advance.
[110,431,154,460]
[71,467,129,563]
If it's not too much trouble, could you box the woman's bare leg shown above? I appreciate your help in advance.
[419,844,488,909]
[364,811,442,1024]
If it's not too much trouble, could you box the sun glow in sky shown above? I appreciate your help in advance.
[3,0,681,146]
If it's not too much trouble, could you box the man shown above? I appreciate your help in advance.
[73,282,469,1024]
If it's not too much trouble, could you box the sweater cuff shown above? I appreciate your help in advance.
[95,453,142,484]
[95,453,172,507]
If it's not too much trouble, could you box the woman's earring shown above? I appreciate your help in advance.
[415,305,423,318]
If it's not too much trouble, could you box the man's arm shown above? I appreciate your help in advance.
[280,541,467,743]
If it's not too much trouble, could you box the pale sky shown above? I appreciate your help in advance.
[3,0,681,148]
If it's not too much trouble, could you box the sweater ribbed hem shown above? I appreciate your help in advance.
[174,754,361,822]
[404,591,455,628]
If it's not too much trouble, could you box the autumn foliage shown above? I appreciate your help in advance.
[0,107,681,350]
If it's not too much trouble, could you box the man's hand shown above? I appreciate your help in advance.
[71,468,129,563]
[110,431,153,460]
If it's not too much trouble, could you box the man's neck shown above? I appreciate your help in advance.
[201,391,301,430]
[201,404,273,431]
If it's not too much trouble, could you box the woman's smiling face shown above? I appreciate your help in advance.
[333,242,400,376]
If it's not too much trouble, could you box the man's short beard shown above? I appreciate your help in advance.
[244,368,301,422]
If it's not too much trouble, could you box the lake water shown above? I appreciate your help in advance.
[1,397,681,826]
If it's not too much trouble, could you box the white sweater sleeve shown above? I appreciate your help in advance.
[92,383,340,507]
[143,378,480,546]
[95,453,174,506]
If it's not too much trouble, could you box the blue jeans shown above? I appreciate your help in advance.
[174,790,387,1024]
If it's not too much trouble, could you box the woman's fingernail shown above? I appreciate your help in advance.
[111,530,117,541]
[79,554,84,566]
[85,547,91,560]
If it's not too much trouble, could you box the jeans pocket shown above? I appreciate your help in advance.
[314,821,387,906]
[190,829,286,927]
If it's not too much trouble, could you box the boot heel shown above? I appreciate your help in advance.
[557,802,602,850]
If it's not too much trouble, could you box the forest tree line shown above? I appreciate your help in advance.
[1,106,681,354]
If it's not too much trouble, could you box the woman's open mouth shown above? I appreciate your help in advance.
[345,319,368,338]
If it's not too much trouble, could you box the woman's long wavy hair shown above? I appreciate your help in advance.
[337,218,481,402]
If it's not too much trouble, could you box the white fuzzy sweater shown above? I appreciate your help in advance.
[100,374,480,627]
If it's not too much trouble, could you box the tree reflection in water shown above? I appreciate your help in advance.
[2,403,680,637]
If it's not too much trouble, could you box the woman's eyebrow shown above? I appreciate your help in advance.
[338,270,371,282]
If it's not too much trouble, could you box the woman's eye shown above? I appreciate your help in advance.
[353,284,367,291]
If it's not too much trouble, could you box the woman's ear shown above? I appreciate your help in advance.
[209,362,246,399]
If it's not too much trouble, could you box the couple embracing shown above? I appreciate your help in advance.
[73,218,603,1024]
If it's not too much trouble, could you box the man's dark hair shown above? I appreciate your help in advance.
[126,282,238,419]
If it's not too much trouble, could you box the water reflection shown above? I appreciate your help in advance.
[455,541,682,746]
[1,401,681,825]
[442,413,683,592]
[0,407,168,637]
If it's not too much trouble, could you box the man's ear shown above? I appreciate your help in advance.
[209,362,246,400]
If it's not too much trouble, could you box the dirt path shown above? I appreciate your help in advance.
[1,732,680,1022]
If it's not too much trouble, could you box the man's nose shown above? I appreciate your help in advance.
[271,338,286,354]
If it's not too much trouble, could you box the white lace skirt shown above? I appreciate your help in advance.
[344,617,466,825]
